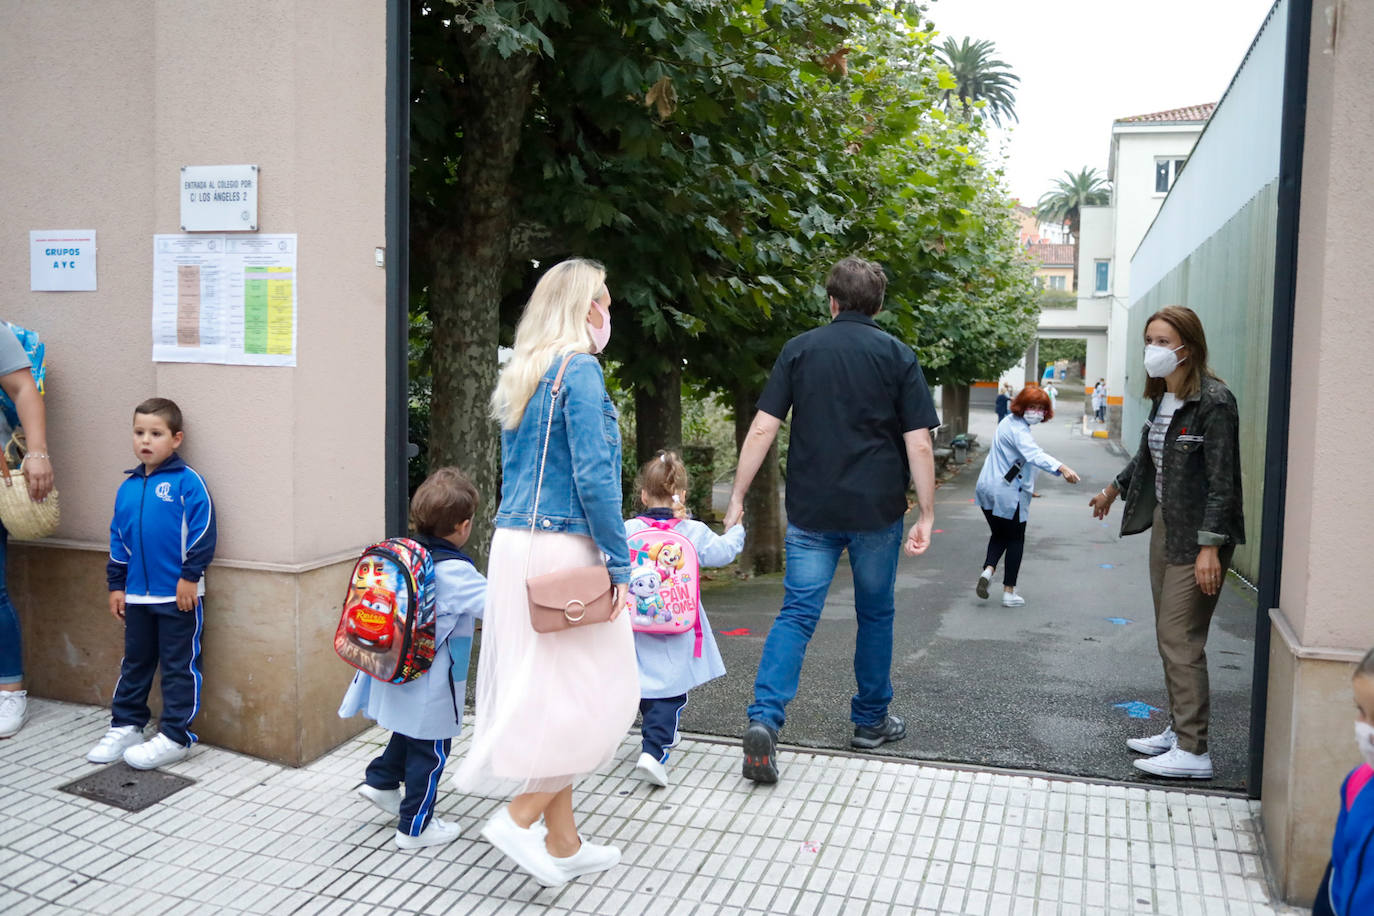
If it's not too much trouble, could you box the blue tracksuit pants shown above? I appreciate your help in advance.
[365,733,451,836]
[639,694,688,763]
[110,600,204,747]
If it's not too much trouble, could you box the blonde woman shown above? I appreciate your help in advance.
[452,259,637,886]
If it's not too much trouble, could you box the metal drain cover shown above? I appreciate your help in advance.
[59,762,195,812]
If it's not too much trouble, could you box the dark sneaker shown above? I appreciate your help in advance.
[742,721,779,784]
[851,714,906,750]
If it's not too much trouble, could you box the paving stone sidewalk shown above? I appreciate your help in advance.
[1,699,1307,915]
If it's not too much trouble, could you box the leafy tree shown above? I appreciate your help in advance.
[1034,167,1110,290]
[935,37,1020,127]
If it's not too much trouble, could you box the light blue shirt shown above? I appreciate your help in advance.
[624,518,744,698]
[974,416,1063,521]
[337,558,485,740]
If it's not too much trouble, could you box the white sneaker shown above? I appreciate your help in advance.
[633,752,669,787]
[975,569,992,600]
[123,733,190,770]
[86,725,143,763]
[1126,725,1177,756]
[357,783,402,816]
[480,807,566,887]
[1001,591,1026,607]
[550,838,621,881]
[395,816,461,850]
[0,690,27,738]
[1132,745,1213,779]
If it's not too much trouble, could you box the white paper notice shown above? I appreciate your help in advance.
[31,230,97,291]
[152,234,297,366]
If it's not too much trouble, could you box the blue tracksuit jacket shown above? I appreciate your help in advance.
[107,453,216,598]
[1329,764,1374,915]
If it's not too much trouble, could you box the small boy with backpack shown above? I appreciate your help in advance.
[625,451,743,787]
[337,467,484,850]
[87,398,216,770]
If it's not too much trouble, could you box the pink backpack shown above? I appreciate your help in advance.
[625,518,705,657]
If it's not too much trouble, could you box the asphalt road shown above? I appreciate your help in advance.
[684,405,1258,792]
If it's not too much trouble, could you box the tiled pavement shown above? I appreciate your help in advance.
[1,699,1308,915]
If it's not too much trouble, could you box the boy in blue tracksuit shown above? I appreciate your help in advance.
[86,398,216,771]
[338,467,485,850]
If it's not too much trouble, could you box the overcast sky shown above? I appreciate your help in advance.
[924,0,1278,205]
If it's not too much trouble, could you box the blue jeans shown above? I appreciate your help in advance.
[748,520,903,732]
[0,526,22,685]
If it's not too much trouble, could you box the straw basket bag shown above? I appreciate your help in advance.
[0,433,58,540]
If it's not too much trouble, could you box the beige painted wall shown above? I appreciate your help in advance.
[1263,1,1374,904]
[1,1,388,762]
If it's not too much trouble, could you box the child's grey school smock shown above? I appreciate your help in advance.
[624,518,743,699]
[337,559,485,740]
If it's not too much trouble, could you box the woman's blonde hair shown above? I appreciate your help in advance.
[491,258,608,429]
[636,450,690,519]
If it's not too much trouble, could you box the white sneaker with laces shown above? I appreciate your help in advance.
[0,690,27,738]
[357,783,402,816]
[395,816,461,850]
[550,837,621,881]
[87,725,143,763]
[1132,745,1213,779]
[1126,725,1177,756]
[123,732,190,770]
[633,752,669,787]
[1001,591,1026,608]
[976,569,993,600]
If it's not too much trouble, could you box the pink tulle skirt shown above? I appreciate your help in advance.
[452,527,638,797]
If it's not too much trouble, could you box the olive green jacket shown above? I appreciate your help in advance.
[1112,376,1246,565]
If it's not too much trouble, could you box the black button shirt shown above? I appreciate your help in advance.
[757,311,940,532]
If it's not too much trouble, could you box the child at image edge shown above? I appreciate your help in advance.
[625,451,743,787]
[338,466,485,850]
[87,398,216,770]
[1314,646,1374,915]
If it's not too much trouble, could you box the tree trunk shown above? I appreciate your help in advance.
[633,358,682,466]
[1024,338,1039,386]
[421,41,537,567]
[940,383,970,437]
[733,383,783,574]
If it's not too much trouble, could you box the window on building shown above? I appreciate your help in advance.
[1048,275,1066,290]
[1154,157,1188,193]
[1033,276,1044,289]
[1094,260,1110,293]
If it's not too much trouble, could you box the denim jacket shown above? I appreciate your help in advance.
[493,352,631,584]
[1112,376,1245,565]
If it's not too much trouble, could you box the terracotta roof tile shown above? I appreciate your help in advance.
[1028,243,1076,267]
[1115,103,1216,124]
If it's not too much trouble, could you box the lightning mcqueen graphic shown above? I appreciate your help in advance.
[344,587,398,650]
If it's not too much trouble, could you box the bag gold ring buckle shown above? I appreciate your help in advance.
[563,600,586,623]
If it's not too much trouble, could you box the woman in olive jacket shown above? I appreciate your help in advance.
[1089,305,1244,780]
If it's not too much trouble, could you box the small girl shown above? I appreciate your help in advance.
[625,451,743,787]
[1314,647,1374,915]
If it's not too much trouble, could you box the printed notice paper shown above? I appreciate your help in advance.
[152,234,297,366]
[31,230,97,291]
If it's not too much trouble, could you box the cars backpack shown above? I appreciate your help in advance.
[334,538,437,683]
[625,518,705,657]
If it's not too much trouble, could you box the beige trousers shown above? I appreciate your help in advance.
[1148,507,1234,755]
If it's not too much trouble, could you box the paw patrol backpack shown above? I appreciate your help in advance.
[625,519,705,657]
[334,538,437,683]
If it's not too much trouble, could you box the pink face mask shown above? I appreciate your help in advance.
[588,300,611,353]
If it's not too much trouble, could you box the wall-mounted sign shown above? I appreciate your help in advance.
[30,230,97,291]
[180,164,259,232]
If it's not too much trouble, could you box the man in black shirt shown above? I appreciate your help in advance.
[723,256,939,784]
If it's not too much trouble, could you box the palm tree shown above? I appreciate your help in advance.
[1034,167,1111,291]
[935,37,1020,127]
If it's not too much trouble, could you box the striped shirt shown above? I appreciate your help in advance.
[1148,393,1182,501]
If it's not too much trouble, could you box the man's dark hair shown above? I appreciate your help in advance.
[826,257,888,316]
[134,397,183,434]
